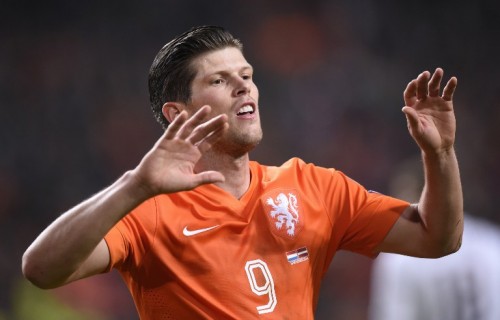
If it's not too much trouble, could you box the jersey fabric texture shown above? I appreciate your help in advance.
[104,158,409,319]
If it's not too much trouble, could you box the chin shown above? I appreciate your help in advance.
[214,132,263,157]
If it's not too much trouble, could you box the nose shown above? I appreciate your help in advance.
[233,77,251,97]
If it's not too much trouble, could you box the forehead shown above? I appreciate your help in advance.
[191,47,251,76]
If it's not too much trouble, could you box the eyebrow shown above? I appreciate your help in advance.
[209,64,254,76]
[241,64,253,72]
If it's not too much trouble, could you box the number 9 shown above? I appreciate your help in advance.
[245,259,277,314]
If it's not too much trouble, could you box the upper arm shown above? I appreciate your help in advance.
[374,204,437,258]
[66,239,111,284]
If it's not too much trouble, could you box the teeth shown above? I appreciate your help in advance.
[237,105,254,114]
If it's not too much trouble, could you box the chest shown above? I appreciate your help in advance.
[135,186,333,318]
[160,188,330,264]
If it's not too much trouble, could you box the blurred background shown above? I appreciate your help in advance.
[1,0,499,319]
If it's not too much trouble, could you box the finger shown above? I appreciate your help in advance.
[428,68,443,97]
[192,170,226,186]
[164,111,188,139]
[416,71,430,100]
[404,79,417,106]
[402,106,421,134]
[197,122,229,153]
[442,76,458,101]
[402,106,430,151]
[187,114,228,146]
[176,105,211,139]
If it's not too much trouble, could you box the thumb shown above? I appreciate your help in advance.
[192,171,226,187]
[402,106,420,132]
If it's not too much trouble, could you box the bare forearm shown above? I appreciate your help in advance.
[23,107,229,288]
[22,170,151,288]
[419,147,463,254]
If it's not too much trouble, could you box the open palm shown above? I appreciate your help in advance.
[132,105,228,196]
[402,68,458,154]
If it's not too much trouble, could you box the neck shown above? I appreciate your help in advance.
[195,152,251,199]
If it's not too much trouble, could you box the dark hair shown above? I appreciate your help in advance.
[148,25,243,129]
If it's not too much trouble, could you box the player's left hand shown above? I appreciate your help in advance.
[402,68,458,155]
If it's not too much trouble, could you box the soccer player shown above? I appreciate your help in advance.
[22,26,463,319]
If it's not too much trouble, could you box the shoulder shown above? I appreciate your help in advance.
[250,158,346,193]
[251,157,337,176]
[116,196,162,233]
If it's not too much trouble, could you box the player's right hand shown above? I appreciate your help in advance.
[130,105,228,197]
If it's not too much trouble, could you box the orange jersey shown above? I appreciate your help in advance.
[104,158,408,319]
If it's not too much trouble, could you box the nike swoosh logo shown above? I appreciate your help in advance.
[183,225,220,237]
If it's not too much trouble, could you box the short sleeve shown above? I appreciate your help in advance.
[309,166,409,258]
[103,197,158,272]
[331,172,409,257]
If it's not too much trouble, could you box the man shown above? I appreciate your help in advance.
[22,26,463,319]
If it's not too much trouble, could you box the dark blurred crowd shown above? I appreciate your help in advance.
[1,1,499,319]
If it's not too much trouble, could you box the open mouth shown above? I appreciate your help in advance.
[236,104,255,116]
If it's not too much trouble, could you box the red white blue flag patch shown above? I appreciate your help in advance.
[286,247,309,265]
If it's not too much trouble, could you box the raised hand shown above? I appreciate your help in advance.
[402,68,458,154]
[131,105,228,197]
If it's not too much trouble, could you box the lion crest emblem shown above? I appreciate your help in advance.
[266,192,300,236]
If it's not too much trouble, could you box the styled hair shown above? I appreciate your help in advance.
[148,25,243,129]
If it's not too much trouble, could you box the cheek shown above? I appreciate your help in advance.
[190,91,221,109]
[252,84,259,100]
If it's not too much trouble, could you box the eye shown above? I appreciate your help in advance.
[242,74,252,80]
[212,78,225,85]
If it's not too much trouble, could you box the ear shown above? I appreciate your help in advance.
[162,102,185,123]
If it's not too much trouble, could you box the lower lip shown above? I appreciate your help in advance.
[236,112,256,120]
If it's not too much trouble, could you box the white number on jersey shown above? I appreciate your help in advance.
[244,259,277,314]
